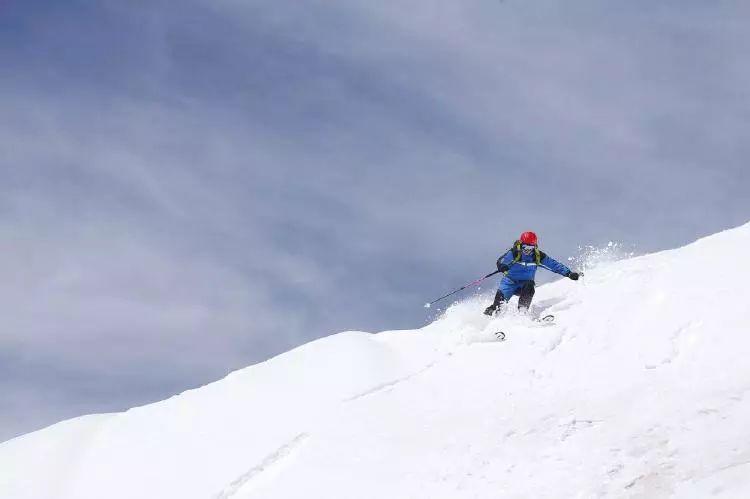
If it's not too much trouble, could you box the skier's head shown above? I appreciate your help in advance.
[519,231,538,246]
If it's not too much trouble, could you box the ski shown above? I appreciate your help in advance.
[535,314,555,324]
[493,314,554,341]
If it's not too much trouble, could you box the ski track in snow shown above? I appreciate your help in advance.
[645,320,699,369]
[212,433,309,499]
[347,309,565,404]
[543,326,567,353]
[344,361,437,402]
[558,418,602,441]
[716,459,750,474]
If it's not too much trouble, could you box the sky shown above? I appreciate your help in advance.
[1,0,748,442]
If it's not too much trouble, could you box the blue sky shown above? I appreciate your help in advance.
[1,0,749,441]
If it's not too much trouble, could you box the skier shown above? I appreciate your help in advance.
[484,231,581,316]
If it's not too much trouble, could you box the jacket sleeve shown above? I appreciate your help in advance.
[539,252,571,277]
[496,250,513,271]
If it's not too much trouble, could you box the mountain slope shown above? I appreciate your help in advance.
[2,223,750,499]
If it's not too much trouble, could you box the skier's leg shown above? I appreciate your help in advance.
[484,279,513,316]
[517,280,535,311]
[484,289,506,316]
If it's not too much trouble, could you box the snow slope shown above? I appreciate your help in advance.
[2,223,750,499]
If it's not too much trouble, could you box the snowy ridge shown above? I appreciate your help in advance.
[1,223,750,498]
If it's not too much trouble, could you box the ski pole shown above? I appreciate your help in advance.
[424,270,500,308]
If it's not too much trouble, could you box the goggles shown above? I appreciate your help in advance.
[521,244,537,255]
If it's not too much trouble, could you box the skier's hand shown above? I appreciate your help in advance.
[568,272,580,281]
[497,263,510,273]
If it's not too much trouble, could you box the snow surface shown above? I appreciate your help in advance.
[2,223,750,499]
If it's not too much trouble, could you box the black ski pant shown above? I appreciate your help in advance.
[490,280,535,310]
[517,280,535,310]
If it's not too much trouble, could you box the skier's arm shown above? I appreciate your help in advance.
[496,250,513,273]
[539,252,572,277]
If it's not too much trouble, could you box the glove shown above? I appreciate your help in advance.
[497,263,510,273]
[568,272,580,280]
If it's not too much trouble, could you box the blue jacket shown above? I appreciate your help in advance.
[497,244,571,282]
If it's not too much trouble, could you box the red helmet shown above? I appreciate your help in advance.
[519,231,538,246]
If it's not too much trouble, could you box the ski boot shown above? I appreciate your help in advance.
[484,290,506,316]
